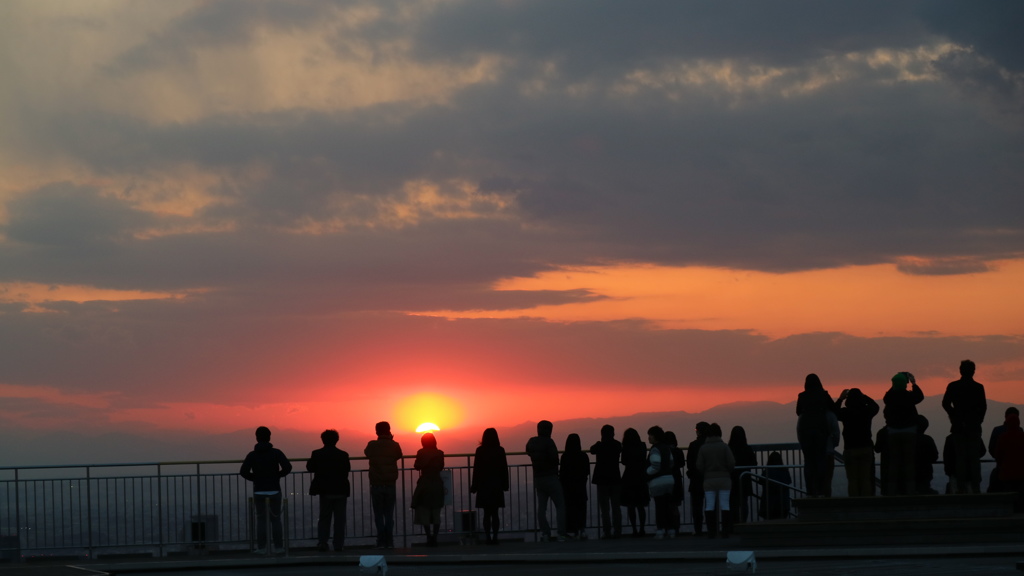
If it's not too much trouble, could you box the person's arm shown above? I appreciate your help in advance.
[306,451,317,473]
[239,456,254,481]
[646,447,662,477]
[278,451,292,477]
[500,449,510,491]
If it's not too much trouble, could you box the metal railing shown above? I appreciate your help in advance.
[0,443,803,559]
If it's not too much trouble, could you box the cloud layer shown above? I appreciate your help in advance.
[0,1,1022,436]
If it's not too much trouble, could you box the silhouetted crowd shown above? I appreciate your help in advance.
[239,359,1020,552]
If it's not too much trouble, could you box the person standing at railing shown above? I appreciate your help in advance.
[696,423,735,538]
[621,427,649,537]
[796,374,836,498]
[727,426,756,522]
[590,425,623,540]
[646,426,676,539]
[412,432,445,547]
[471,428,509,545]
[685,422,708,535]
[664,431,685,536]
[835,388,879,497]
[882,372,924,495]
[365,421,403,549]
[526,420,567,542]
[307,429,351,552]
[239,426,293,554]
[560,433,590,540]
[942,359,987,494]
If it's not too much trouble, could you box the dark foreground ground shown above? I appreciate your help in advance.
[2,535,1023,576]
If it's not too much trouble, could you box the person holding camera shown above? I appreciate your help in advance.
[882,372,924,495]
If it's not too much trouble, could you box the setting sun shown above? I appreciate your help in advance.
[395,392,463,433]
[416,422,441,433]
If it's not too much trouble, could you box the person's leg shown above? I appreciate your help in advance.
[596,484,611,537]
[332,496,347,550]
[382,485,397,547]
[269,493,283,549]
[703,490,718,538]
[253,495,268,550]
[690,490,704,535]
[719,489,733,537]
[552,481,567,539]
[535,478,553,539]
[317,496,332,548]
[370,485,386,547]
[610,486,622,537]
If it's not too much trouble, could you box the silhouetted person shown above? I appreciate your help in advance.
[943,432,986,494]
[758,451,792,520]
[728,426,757,522]
[590,424,623,539]
[364,421,403,548]
[697,423,735,538]
[942,359,987,494]
[471,428,509,545]
[306,429,351,551]
[560,433,590,539]
[796,374,836,497]
[664,431,685,535]
[686,422,709,535]
[526,420,566,541]
[993,412,1024,511]
[412,432,445,547]
[915,415,939,495]
[239,426,292,553]
[646,426,675,538]
[835,388,879,497]
[882,371,923,495]
[988,407,1019,493]
[620,427,649,537]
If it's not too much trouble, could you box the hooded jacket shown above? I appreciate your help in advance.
[239,442,292,493]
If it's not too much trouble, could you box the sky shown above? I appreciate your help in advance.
[1,1,1022,444]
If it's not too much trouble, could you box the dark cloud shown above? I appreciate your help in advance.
[922,1,1024,73]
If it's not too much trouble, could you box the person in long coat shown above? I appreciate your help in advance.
[412,433,445,547]
[590,425,623,539]
[471,428,509,544]
[560,433,591,539]
[696,423,736,538]
[620,428,649,537]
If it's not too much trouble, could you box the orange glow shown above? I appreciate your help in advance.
[414,259,1024,338]
[0,282,186,306]
[393,392,464,434]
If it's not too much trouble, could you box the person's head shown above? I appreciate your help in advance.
[767,451,783,466]
[320,429,339,447]
[729,425,748,447]
[565,433,582,452]
[847,388,864,403]
[1009,412,1021,430]
[537,420,553,438]
[623,427,642,447]
[421,432,437,449]
[960,359,976,378]
[891,372,910,390]
[647,425,665,445]
[695,421,709,438]
[1006,407,1020,420]
[481,427,500,447]
[708,423,723,438]
[664,431,678,447]
[255,426,271,443]
[600,424,615,441]
[804,373,823,392]
[916,414,929,434]
[375,421,391,437]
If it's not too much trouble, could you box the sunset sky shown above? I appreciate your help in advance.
[1,1,1022,444]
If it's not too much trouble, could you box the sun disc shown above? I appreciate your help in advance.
[416,422,440,433]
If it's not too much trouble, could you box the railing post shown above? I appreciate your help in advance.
[86,466,93,558]
[157,464,164,558]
